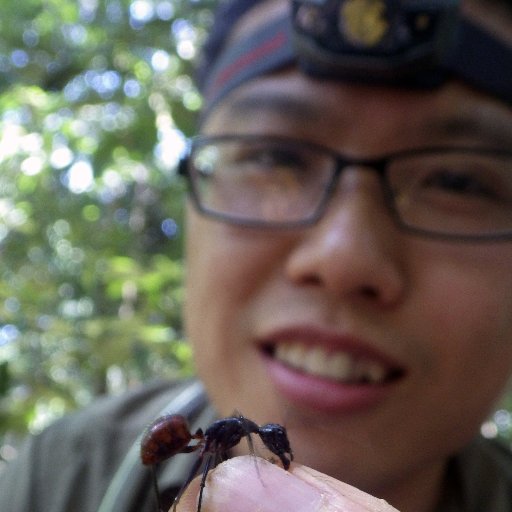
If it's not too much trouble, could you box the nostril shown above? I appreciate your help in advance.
[360,286,380,299]
[299,274,322,286]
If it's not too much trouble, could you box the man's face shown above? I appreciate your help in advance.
[184,3,512,502]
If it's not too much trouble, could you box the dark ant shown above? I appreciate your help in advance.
[140,413,293,512]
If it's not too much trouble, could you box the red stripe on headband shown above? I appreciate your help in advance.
[212,30,288,94]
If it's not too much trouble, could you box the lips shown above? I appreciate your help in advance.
[259,326,405,412]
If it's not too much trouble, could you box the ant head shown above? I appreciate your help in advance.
[257,423,294,469]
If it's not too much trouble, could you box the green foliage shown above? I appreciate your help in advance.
[0,0,216,445]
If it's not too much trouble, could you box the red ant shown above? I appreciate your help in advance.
[140,413,293,512]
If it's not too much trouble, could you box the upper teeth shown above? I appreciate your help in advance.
[274,343,388,384]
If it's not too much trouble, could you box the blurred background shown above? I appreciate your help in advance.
[0,0,510,473]
[0,0,213,463]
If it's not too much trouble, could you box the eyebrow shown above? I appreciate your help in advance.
[217,88,512,148]
[221,91,323,123]
[422,112,512,148]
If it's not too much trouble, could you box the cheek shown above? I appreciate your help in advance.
[184,214,280,321]
[419,257,512,416]
[183,211,291,398]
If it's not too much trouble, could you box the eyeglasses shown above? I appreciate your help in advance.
[179,134,512,242]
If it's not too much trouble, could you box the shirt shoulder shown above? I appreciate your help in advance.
[0,379,202,512]
[443,436,512,511]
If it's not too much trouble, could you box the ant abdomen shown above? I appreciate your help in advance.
[141,414,202,465]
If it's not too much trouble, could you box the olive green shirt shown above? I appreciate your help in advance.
[1,379,511,511]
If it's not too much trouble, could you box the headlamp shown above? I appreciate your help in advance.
[291,0,512,98]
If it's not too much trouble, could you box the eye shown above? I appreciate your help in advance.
[390,152,512,207]
[421,169,499,199]
[233,146,307,172]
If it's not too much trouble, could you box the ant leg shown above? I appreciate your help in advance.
[244,430,256,455]
[196,454,214,512]
[191,428,204,440]
[180,445,202,454]
[150,464,164,512]
[242,432,265,483]
[172,454,205,512]
[234,416,263,479]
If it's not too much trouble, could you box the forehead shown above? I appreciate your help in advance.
[203,69,512,153]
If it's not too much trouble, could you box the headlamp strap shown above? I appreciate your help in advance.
[202,17,295,113]
[452,18,512,105]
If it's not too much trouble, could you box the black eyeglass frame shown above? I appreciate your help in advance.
[178,134,512,242]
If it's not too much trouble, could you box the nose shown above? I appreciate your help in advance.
[285,169,407,307]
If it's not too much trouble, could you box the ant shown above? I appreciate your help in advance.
[140,413,293,512]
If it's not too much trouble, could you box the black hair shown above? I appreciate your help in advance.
[484,0,512,13]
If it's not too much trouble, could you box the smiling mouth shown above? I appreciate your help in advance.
[263,342,404,385]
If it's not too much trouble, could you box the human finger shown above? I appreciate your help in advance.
[174,455,399,512]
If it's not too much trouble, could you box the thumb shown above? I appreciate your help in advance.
[175,455,399,512]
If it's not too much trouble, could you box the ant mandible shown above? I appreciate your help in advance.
[140,413,293,512]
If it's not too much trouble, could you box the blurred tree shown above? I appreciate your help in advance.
[0,0,216,457]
